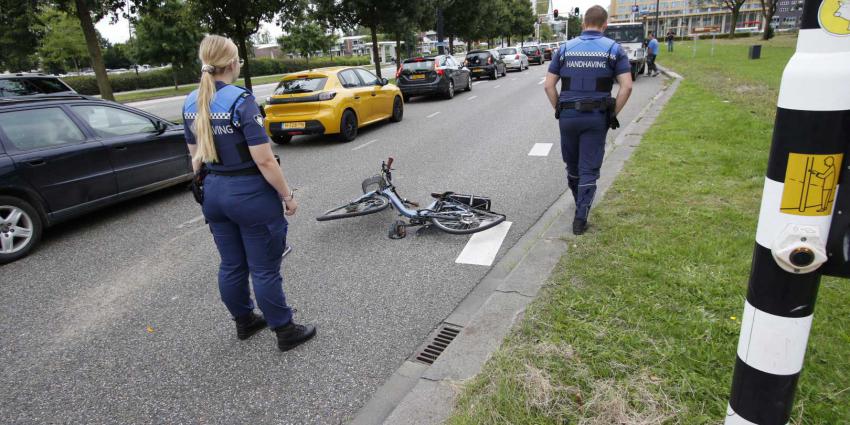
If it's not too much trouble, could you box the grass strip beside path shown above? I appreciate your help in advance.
[114,74,288,103]
[448,35,850,424]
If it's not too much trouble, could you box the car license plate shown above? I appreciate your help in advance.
[472,67,481,71]
[284,122,305,129]
[411,74,425,80]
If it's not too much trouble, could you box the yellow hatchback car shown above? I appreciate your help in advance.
[263,67,404,144]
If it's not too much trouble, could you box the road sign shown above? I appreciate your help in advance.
[632,5,640,12]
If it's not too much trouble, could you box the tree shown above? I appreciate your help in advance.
[381,1,433,67]
[759,0,778,39]
[0,0,43,72]
[52,0,127,100]
[102,42,133,69]
[37,7,91,74]
[188,0,301,92]
[134,0,203,89]
[277,22,336,66]
[715,0,747,36]
[539,21,554,41]
[506,0,535,45]
[443,0,484,51]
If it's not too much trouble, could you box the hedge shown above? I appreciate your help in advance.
[64,56,371,96]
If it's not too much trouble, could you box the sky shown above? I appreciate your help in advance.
[96,0,609,44]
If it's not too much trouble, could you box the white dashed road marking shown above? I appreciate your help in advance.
[426,111,441,118]
[352,139,378,151]
[528,143,553,157]
[472,81,484,86]
[537,78,546,85]
[455,222,513,266]
[467,95,478,101]
[494,85,501,89]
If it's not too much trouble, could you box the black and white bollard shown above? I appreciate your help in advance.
[725,0,850,423]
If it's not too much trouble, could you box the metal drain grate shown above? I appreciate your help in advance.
[414,324,461,365]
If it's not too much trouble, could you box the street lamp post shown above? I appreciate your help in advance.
[654,0,661,37]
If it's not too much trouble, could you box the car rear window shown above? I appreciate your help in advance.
[466,52,491,65]
[522,47,539,54]
[498,48,517,55]
[0,78,71,98]
[28,78,72,94]
[273,77,328,95]
[402,60,435,72]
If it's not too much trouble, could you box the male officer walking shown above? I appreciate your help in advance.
[544,5,633,235]
[646,32,660,76]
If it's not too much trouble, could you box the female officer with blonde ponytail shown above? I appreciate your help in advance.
[183,35,315,352]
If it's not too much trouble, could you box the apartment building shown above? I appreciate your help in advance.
[608,0,772,36]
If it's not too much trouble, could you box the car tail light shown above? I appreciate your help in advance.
[436,68,444,76]
[396,67,402,78]
[318,91,337,101]
[488,56,493,64]
[515,54,520,60]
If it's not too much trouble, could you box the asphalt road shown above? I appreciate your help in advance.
[128,64,402,121]
[0,65,665,424]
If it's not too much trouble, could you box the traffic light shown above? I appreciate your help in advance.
[574,7,580,15]
[553,8,559,18]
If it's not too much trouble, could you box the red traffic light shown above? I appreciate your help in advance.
[553,8,559,18]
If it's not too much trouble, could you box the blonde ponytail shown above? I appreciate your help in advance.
[192,35,240,163]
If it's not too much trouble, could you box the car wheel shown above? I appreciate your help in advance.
[338,109,358,143]
[465,75,472,91]
[390,96,403,122]
[490,69,497,80]
[445,80,455,99]
[501,67,507,77]
[0,196,42,264]
[271,134,292,145]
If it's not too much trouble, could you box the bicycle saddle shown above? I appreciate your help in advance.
[431,191,454,199]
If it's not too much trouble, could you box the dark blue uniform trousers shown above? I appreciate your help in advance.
[203,174,293,329]
[558,109,609,221]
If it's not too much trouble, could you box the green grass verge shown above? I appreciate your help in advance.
[447,34,850,424]
[114,74,288,103]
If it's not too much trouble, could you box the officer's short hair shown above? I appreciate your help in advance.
[584,6,608,27]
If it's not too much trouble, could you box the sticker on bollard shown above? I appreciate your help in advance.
[780,153,843,216]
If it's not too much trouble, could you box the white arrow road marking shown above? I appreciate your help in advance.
[455,221,512,266]
[426,111,441,118]
[352,139,378,151]
[528,143,553,157]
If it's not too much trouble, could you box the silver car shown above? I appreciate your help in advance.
[497,47,529,72]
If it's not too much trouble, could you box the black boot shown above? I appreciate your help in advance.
[234,312,267,340]
[274,321,316,352]
[572,218,588,235]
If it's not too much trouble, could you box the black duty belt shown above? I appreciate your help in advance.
[559,100,609,111]
[208,166,261,176]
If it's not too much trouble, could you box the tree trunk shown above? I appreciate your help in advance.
[74,0,113,100]
[507,35,511,46]
[369,20,382,78]
[236,36,253,92]
[729,7,739,36]
[448,35,454,55]
[172,68,179,90]
[467,40,472,51]
[395,32,402,71]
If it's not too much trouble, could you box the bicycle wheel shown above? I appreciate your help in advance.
[316,195,389,221]
[428,201,506,234]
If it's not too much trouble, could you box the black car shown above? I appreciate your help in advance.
[396,55,472,101]
[0,74,76,98]
[464,50,507,80]
[522,45,545,65]
[0,94,191,263]
[541,44,554,61]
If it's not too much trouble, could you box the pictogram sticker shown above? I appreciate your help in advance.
[820,0,850,36]
[781,153,843,216]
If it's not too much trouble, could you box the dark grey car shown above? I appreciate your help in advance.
[464,50,507,80]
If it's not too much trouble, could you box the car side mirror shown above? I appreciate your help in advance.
[153,120,167,134]
[378,78,388,86]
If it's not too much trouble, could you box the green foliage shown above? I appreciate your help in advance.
[277,22,337,64]
[102,42,134,69]
[0,0,42,72]
[134,0,203,74]
[37,7,91,74]
[538,22,554,41]
[63,56,370,95]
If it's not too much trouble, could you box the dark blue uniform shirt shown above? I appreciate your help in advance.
[548,30,631,103]
[183,81,268,172]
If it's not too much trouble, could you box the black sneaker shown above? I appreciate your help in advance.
[234,312,267,340]
[274,321,317,352]
[572,218,588,235]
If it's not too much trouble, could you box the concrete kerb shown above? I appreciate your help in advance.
[350,73,684,425]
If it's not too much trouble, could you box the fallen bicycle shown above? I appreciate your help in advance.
[316,157,506,239]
